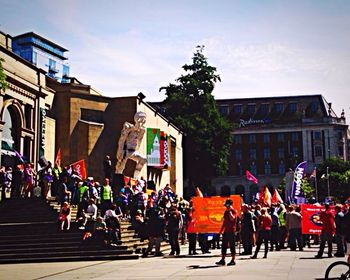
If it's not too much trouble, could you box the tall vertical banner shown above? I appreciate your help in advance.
[147,128,161,166]
[189,195,242,233]
[71,159,87,180]
[291,161,307,204]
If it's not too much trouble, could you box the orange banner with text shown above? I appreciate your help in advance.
[189,195,242,233]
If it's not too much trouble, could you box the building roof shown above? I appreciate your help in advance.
[13,32,68,52]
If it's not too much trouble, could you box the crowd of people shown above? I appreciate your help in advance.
[1,160,350,265]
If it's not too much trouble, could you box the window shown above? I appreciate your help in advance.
[315,146,322,157]
[310,102,318,113]
[292,147,299,157]
[32,51,37,65]
[263,134,270,143]
[277,133,284,142]
[291,132,299,141]
[233,105,242,114]
[235,149,242,160]
[234,135,242,145]
[219,105,229,116]
[338,146,344,157]
[249,134,256,144]
[275,103,284,113]
[250,164,257,175]
[314,131,321,140]
[249,149,256,160]
[260,103,269,114]
[279,161,285,174]
[237,163,243,175]
[247,104,256,115]
[81,109,104,123]
[264,162,272,175]
[49,58,56,70]
[278,148,284,158]
[263,148,271,159]
[288,102,297,113]
[24,104,32,129]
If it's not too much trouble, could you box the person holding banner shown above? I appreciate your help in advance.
[315,203,335,258]
[216,199,238,266]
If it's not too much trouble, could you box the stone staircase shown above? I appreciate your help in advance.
[47,197,172,255]
[0,198,137,263]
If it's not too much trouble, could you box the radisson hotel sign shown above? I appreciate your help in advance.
[239,118,271,128]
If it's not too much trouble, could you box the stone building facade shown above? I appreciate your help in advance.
[213,95,348,202]
[49,78,183,195]
[0,31,55,168]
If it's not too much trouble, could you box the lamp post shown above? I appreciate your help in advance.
[326,166,330,197]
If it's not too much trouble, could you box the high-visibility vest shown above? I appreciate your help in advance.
[278,211,286,226]
[79,185,89,202]
[102,185,112,201]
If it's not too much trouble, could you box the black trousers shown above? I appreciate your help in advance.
[221,232,236,256]
[168,230,180,254]
[188,233,197,254]
[254,229,271,257]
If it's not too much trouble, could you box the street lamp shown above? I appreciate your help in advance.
[326,166,330,197]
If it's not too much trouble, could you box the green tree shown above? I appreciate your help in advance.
[316,158,350,202]
[0,58,8,91]
[301,177,314,200]
[160,46,233,194]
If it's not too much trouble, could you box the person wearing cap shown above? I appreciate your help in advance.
[215,199,238,266]
[315,203,335,258]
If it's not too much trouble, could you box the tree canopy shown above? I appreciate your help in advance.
[160,46,233,194]
[0,58,8,91]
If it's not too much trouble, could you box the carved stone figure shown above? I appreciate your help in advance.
[115,111,147,178]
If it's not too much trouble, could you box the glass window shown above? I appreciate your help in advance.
[247,104,256,115]
[289,102,297,113]
[338,146,344,157]
[263,134,270,143]
[237,163,243,175]
[278,148,284,158]
[315,146,322,157]
[279,162,285,174]
[310,102,318,113]
[275,103,284,113]
[263,148,270,159]
[314,131,321,140]
[32,51,37,65]
[277,133,284,142]
[219,105,229,116]
[264,162,272,175]
[250,164,257,175]
[249,149,256,160]
[235,149,242,160]
[233,105,242,114]
[249,134,256,144]
[291,132,299,141]
[292,147,299,157]
[260,103,269,114]
[49,58,56,70]
[234,135,242,144]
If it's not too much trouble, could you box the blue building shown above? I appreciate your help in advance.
[12,32,70,83]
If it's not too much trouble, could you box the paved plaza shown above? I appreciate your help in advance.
[0,245,344,280]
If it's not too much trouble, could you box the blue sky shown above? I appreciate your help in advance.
[1,0,350,117]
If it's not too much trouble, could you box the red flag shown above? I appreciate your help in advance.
[195,187,204,197]
[309,168,316,179]
[258,186,272,207]
[71,159,87,180]
[271,189,283,204]
[55,148,61,167]
[246,170,258,184]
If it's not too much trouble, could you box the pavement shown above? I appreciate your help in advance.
[0,244,346,280]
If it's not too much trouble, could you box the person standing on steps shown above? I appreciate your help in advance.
[216,199,238,266]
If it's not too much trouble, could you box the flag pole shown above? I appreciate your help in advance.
[314,167,318,202]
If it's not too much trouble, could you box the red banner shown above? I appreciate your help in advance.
[71,159,87,180]
[300,204,336,235]
[189,195,242,233]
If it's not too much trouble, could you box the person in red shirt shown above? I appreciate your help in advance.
[315,203,335,258]
[215,199,238,266]
[251,207,272,259]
